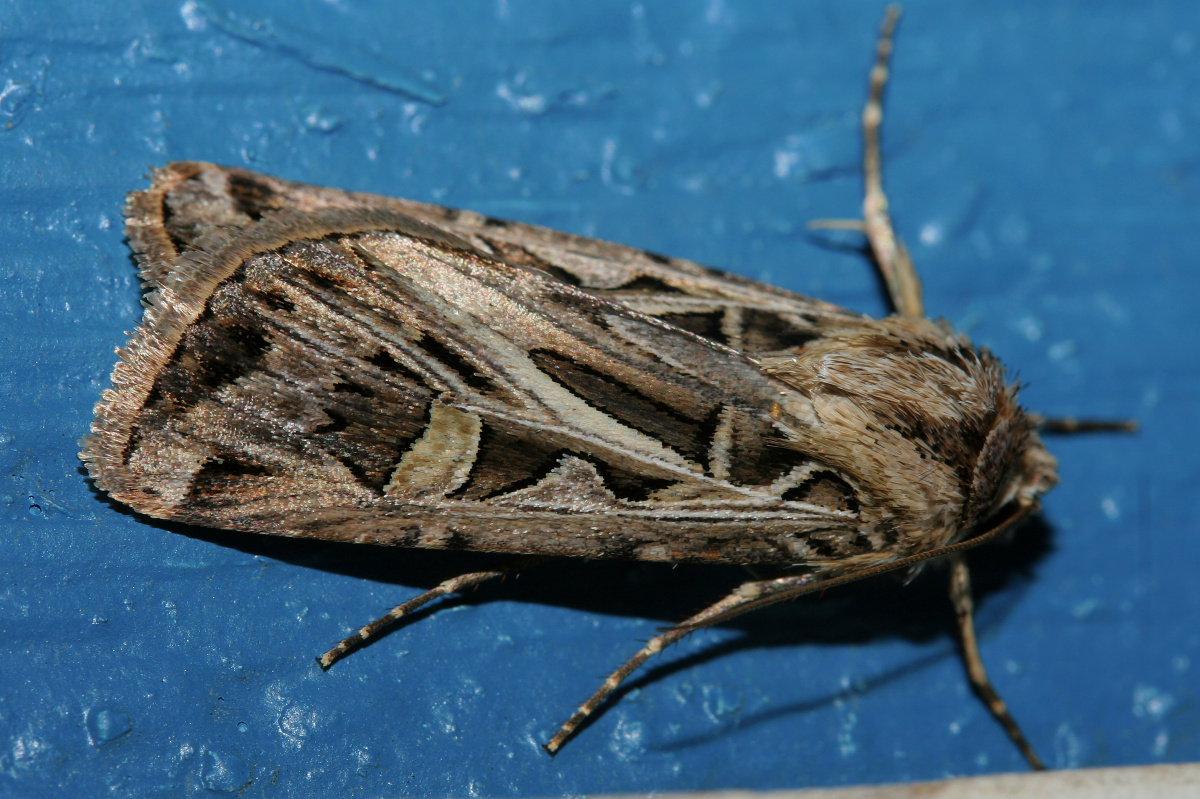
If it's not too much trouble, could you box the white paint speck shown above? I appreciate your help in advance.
[494,71,547,115]
[1133,684,1175,720]
[705,0,729,24]
[1016,315,1043,342]
[919,222,943,247]
[1100,497,1120,521]
[1048,340,1076,361]
[1054,723,1082,768]
[180,1,207,31]
[773,147,800,179]
[1072,598,1101,619]
[834,697,858,758]
[609,717,647,760]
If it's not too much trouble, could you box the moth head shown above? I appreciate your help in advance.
[761,315,1058,555]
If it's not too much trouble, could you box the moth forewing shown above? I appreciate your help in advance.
[83,7,1070,769]
[82,161,900,567]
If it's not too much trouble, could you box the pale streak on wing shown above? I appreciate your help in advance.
[352,233,816,499]
[357,236,701,469]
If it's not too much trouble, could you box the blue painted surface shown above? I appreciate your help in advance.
[1,1,1197,795]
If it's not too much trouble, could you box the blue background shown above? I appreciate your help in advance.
[2,1,1197,795]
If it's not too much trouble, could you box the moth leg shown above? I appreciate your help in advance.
[809,5,924,319]
[948,553,1046,770]
[544,501,1042,754]
[859,4,923,318]
[543,572,813,755]
[318,555,548,670]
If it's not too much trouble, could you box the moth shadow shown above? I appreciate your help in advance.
[143,504,1054,748]
[546,517,1056,750]
[82,466,1054,636]
[176,512,1052,634]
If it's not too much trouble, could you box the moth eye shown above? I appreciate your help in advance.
[965,409,1039,528]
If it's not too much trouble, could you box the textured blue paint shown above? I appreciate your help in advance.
[1,1,1197,795]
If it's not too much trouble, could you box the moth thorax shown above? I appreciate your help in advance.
[762,315,1058,555]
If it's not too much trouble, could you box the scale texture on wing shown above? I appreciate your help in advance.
[81,163,875,566]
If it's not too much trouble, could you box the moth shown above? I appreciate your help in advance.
[82,8,1124,766]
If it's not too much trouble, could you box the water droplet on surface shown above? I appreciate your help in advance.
[86,707,132,745]
[199,748,252,792]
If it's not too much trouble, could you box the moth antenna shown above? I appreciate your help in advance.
[1032,415,1139,434]
[318,556,547,670]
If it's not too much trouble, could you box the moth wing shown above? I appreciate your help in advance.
[128,162,865,354]
[85,163,867,564]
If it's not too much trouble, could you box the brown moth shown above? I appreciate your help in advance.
[81,8,1114,766]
